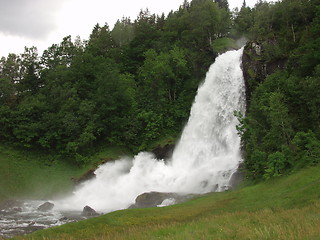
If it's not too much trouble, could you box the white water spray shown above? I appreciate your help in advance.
[56,48,246,212]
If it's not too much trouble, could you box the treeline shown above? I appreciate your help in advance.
[2,0,319,180]
[235,0,320,180]
[0,0,231,164]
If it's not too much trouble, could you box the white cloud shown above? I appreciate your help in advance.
[54,0,184,40]
[0,0,272,58]
[0,0,65,39]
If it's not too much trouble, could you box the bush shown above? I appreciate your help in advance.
[292,131,320,167]
[263,151,287,180]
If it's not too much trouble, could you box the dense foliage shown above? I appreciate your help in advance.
[0,0,231,164]
[235,0,320,180]
[1,0,319,180]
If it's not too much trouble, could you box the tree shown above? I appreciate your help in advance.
[232,4,253,37]
[0,54,22,106]
[87,23,116,57]
[111,17,134,47]
[242,0,247,8]
[182,0,190,9]
[215,0,229,10]
[41,36,81,70]
[266,91,293,148]
[138,46,189,108]
[18,47,41,96]
[292,131,320,166]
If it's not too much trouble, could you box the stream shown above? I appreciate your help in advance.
[0,200,88,239]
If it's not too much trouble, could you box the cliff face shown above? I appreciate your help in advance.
[242,41,287,108]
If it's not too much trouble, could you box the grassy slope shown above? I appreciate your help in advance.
[12,164,320,240]
[0,144,129,202]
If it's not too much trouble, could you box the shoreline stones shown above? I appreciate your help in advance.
[129,192,198,209]
[82,205,99,217]
[0,199,23,211]
[37,202,54,212]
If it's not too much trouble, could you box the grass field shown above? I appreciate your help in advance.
[11,164,320,240]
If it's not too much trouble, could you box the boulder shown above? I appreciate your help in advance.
[229,164,245,190]
[151,144,175,160]
[131,192,197,209]
[59,217,69,221]
[37,202,54,212]
[157,198,176,207]
[82,205,99,217]
[72,169,96,185]
[134,192,171,208]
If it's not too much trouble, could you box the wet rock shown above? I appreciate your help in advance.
[127,204,136,209]
[82,205,99,217]
[157,198,176,207]
[131,192,197,209]
[59,216,69,221]
[242,40,287,105]
[72,169,96,185]
[37,202,54,212]
[152,144,175,160]
[252,42,262,55]
[134,192,169,208]
[0,199,23,211]
[211,184,219,192]
[229,164,245,190]
[12,207,22,213]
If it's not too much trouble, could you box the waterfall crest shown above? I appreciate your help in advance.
[56,48,246,212]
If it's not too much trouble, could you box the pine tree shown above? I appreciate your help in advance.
[242,0,247,8]
[214,0,229,10]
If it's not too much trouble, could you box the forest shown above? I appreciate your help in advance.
[0,0,319,180]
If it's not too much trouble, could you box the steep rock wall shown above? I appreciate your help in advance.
[242,41,287,109]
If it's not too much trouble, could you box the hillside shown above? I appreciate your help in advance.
[0,144,130,202]
[1,0,320,238]
[0,0,319,179]
[12,164,320,240]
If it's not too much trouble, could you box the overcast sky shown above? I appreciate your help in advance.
[0,0,269,58]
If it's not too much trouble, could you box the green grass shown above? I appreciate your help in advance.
[11,164,320,240]
[0,144,129,201]
[145,134,177,153]
[90,145,131,166]
[0,145,77,200]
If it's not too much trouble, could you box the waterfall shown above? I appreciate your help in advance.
[56,48,246,213]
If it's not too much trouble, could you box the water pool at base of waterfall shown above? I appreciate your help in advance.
[0,200,93,238]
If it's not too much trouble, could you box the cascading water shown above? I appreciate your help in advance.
[55,48,246,213]
[0,48,246,239]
